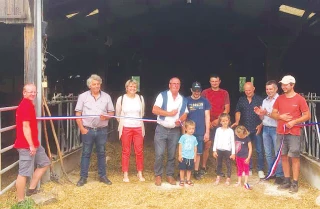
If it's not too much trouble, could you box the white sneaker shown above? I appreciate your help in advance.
[249,170,252,176]
[258,170,265,179]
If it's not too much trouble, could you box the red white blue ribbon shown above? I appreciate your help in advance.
[264,122,319,180]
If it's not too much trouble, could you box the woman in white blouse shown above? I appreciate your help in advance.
[116,79,145,182]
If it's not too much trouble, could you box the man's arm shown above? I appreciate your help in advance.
[223,104,230,114]
[152,106,177,117]
[204,110,210,141]
[22,121,36,156]
[76,111,88,134]
[231,112,241,128]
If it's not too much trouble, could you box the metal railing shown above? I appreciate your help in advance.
[0,106,18,195]
[302,93,320,160]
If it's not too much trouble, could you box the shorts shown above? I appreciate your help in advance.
[194,135,204,154]
[178,158,194,171]
[277,134,301,158]
[17,145,51,177]
[209,127,217,141]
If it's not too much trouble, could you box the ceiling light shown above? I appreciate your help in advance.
[66,12,79,18]
[279,5,315,19]
[86,9,99,17]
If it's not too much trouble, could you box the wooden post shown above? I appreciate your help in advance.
[24,25,36,84]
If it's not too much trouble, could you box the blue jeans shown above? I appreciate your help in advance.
[80,127,108,178]
[249,132,264,171]
[154,125,181,177]
[263,126,283,177]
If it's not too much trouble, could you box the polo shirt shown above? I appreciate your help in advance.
[14,98,39,149]
[261,93,278,127]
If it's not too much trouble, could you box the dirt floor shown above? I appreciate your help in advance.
[1,138,320,209]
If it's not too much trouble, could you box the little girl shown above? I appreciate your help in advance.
[212,113,235,185]
[234,125,252,189]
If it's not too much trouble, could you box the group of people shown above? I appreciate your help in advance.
[13,73,310,204]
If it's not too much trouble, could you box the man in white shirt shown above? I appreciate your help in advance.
[152,77,188,186]
[254,80,284,184]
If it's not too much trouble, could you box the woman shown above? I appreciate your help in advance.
[116,79,145,182]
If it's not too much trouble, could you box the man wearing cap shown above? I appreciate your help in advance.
[186,82,211,180]
[271,75,310,193]
[201,74,230,176]
[152,77,188,186]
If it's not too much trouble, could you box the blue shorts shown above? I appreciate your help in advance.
[194,135,204,154]
[179,158,195,171]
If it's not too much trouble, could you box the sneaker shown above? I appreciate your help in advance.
[274,177,284,185]
[193,171,201,180]
[289,183,298,193]
[199,167,207,176]
[249,170,252,176]
[258,171,265,179]
[277,179,291,190]
[244,183,252,190]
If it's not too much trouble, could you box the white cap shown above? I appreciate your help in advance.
[279,75,296,84]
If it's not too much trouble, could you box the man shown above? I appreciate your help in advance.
[201,74,230,175]
[186,82,211,180]
[14,84,50,204]
[75,74,115,186]
[231,82,265,178]
[271,75,310,193]
[152,77,188,186]
[254,80,284,184]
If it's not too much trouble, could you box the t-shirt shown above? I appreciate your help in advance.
[179,134,198,159]
[235,135,251,158]
[120,95,142,127]
[201,88,230,121]
[212,127,235,154]
[14,98,39,149]
[273,93,309,136]
[186,96,211,135]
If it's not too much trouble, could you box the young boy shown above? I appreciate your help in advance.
[178,120,198,186]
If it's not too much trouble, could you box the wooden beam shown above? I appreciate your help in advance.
[24,25,36,83]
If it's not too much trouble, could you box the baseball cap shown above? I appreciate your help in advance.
[192,82,202,91]
[279,75,296,84]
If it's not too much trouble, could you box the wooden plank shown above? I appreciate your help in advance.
[0,0,32,24]
[24,25,36,84]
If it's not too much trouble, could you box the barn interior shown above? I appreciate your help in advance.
[0,0,319,112]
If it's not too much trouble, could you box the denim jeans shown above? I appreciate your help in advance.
[249,132,264,171]
[80,127,108,178]
[263,126,283,177]
[154,124,181,177]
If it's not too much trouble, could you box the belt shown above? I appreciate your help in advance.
[264,125,276,128]
[84,126,107,131]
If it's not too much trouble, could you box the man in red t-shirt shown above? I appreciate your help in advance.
[271,75,310,193]
[201,74,230,175]
[14,84,50,203]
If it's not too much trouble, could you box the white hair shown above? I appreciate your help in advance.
[86,74,102,88]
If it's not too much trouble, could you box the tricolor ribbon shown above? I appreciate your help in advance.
[264,122,320,180]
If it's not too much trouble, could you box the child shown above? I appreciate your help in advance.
[212,113,235,186]
[234,125,252,189]
[178,120,198,186]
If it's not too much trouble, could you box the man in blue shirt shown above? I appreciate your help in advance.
[231,82,265,178]
[186,82,211,180]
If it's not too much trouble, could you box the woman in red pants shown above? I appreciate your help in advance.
[116,79,145,182]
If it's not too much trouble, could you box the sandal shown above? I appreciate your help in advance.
[137,173,145,182]
[179,180,185,186]
[225,178,231,186]
[186,180,194,186]
[213,176,220,185]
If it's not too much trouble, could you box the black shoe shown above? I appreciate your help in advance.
[277,178,291,190]
[100,176,112,185]
[274,177,284,185]
[26,188,39,196]
[289,182,298,193]
[76,177,87,187]
[199,167,207,176]
[193,171,201,180]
